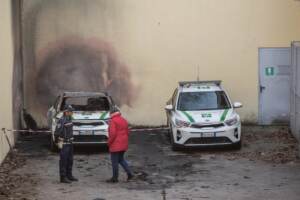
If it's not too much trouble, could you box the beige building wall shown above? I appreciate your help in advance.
[23,0,300,126]
[117,0,300,125]
[0,0,15,163]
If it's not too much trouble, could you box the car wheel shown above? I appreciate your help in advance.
[50,135,58,152]
[232,140,242,150]
[168,123,172,143]
[169,128,182,151]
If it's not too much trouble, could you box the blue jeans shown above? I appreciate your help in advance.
[110,151,132,180]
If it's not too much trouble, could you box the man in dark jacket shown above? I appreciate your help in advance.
[56,105,78,183]
[106,108,133,183]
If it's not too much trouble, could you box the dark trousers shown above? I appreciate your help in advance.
[110,151,132,179]
[59,144,73,178]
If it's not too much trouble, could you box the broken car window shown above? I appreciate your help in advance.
[61,97,110,111]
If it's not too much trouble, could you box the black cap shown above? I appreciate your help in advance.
[63,105,74,112]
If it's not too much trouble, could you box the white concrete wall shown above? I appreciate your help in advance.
[0,0,15,163]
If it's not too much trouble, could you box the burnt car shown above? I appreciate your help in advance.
[47,92,116,151]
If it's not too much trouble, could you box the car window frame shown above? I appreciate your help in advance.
[172,88,178,109]
[59,95,112,112]
[53,95,60,111]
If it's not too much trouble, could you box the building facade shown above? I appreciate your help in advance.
[1,0,300,163]
[0,0,15,163]
[21,0,300,126]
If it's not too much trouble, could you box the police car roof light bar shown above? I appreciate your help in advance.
[179,80,222,87]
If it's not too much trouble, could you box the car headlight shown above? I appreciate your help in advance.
[225,116,239,126]
[175,119,191,128]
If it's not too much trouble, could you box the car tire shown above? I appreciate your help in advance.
[169,127,182,151]
[232,140,242,150]
[168,123,172,143]
[50,135,59,152]
[171,137,179,151]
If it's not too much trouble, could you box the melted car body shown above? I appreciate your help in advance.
[48,92,116,150]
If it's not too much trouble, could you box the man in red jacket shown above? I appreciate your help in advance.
[106,108,133,183]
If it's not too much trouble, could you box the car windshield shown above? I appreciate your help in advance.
[177,91,231,111]
[61,96,110,111]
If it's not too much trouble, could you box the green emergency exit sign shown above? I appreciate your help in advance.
[265,67,275,76]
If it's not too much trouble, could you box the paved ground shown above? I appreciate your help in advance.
[0,126,300,200]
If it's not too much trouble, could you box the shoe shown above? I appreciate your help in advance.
[67,176,78,182]
[127,174,134,182]
[60,177,72,184]
[106,178,118,183]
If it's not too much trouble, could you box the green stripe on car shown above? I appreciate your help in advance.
[220,109,229,122]
[181,111,195,123]
[100,112,108,119]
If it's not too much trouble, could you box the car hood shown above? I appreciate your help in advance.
[175,109,234,124]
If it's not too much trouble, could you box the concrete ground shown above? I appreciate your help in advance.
[0,126,299,200]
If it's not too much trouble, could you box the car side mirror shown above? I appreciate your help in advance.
[165,104,173,110]
[233,102,243,108]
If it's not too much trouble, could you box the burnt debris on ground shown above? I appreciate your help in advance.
[0,126,299,198]
[225,126,299,164]
[0,151,28,199]
[0,133,48,200]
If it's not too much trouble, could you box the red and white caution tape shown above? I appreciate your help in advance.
[4,129,51,133]
[1,127,169,134]
[130,127,169,132]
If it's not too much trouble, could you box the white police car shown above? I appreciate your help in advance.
[165,81,242,150]
[47,92,116,151]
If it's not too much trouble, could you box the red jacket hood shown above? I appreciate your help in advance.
[110,112,121,119]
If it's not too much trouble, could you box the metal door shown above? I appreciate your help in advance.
[291,42,300,141]
[259,48,291,125]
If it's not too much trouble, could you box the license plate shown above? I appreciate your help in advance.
[80,130,93,135]
[202,132,214,137]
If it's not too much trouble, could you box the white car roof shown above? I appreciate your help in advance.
[178,81,223,92]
